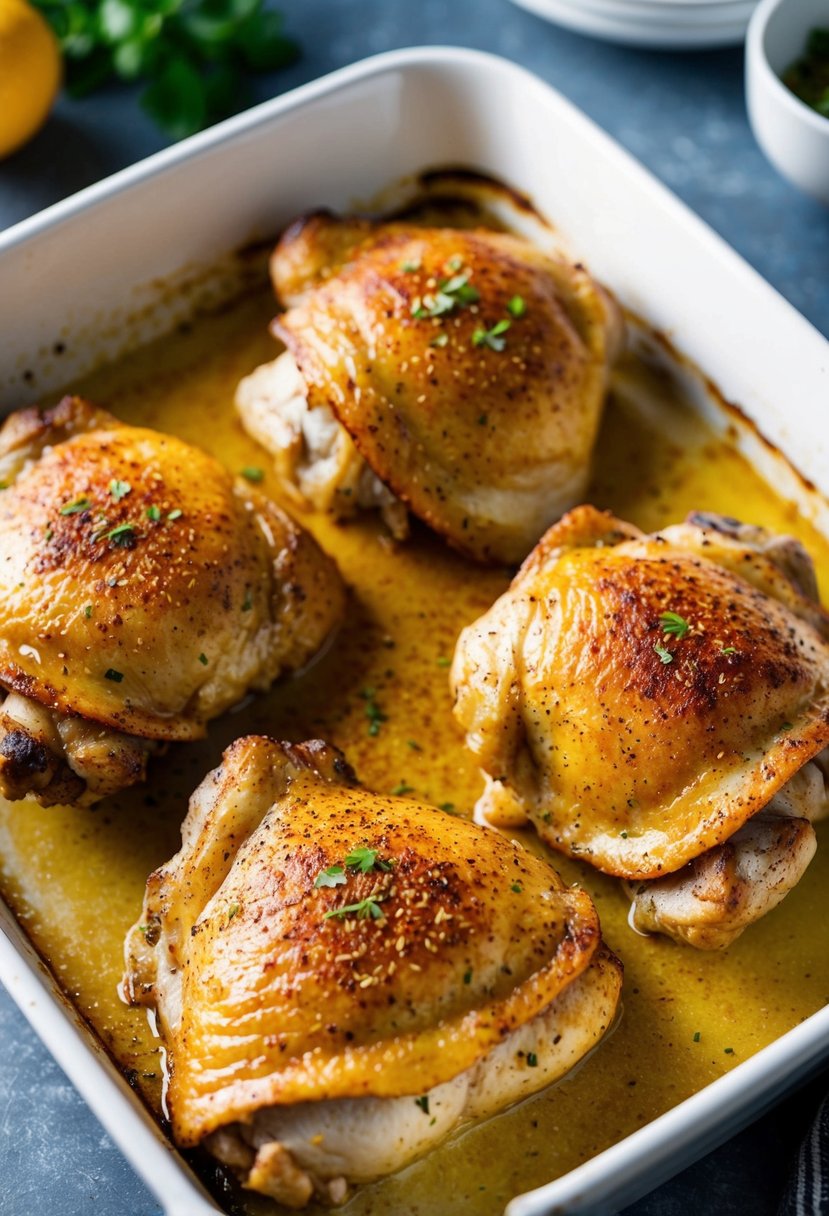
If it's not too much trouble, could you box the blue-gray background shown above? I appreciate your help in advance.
[1,2,828,1213]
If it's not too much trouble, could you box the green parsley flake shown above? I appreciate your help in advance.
[407,739,421,751]
[242,590,253,612]
[198,653,208,666]
[721,646,737,656]
[391,782,414,797]
[105,522,137,546]
[472,318,511,352]
[324,895,386,921]
[724,1047,735,1055]
[463,968,473,984]
[315,864,347,889]
[167,508,183,521]
[439,802,456,815]
[227,903,240,921]
[693,1031,701,1043]
[60,496,90,515]
[654,642,673,665]
[411,272,480,319]
[344,846,393,874]
[83,604,92,619]
[526,1052,538,1067]
[104,668,124,683]
[660,611,691,639]
[436,656,451,668]
[241,466,264,483]
[415,1096,430,1114]
[511,882,523,894]
[146,505,161,521]
[109,479,131,501]
[507,295,527,318]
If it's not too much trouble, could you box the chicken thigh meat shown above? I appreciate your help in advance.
[123,735,621,1206]
[236,212,623,564]
[451,505,829,948]
[0,397,344,806]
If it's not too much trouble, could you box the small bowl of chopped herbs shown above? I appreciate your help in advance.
[747,0,829,203]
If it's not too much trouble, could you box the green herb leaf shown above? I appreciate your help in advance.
[60,495,91,515]
[198,652,208,665]
[105,522,137,546]
[391,782,414,797]
[693,1031,701,1043]
[241,466,264,482]
[721,646,737,656]
[511,882,523,894]
[145,505,161,521]
[654,642,673,665]
[315,864,347,889]
[109,478,131,501]
[84,604,93,619]
[507,295,527,318]
[660,611,690,639]
[463,967,473,984]
[415,1096,430,1114]
[227,902,240,921]
[323,895,386,921]
[472,318,511,352]
[526,1051,538,1067]
[167,508,183,521]
[344,846,380,873]
[439,802,456,814]
[104,668,124,682]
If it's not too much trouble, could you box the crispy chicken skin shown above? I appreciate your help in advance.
[122,736,621,1206]
[0,397,344,807]
[451,505,829,948]
[235,211,623,564]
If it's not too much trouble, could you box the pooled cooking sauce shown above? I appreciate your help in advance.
[2,254,829,1216]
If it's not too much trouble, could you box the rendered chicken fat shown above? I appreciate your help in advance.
[0,397,345,806]
[122,735,622,1206]
[235,212,623,564]
[451,505,829,948]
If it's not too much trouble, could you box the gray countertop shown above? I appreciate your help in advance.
[1,1,828,1213]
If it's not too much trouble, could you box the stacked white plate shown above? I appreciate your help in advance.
[509,0,761,49]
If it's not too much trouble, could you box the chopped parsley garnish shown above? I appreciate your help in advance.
[411,272,480,319]
[654,642,673,665]
[445,255,464,272]
[511,882,523,894]
[477,414,488,426]
[472,318,511,352]
[407,739,421,751]
[324,895,386,921]
[242,590,253,612]
[167,508,183,521]
[227,903,239,921]
[693,1031,701,1043]
[45,526,53,541]
[344,846,393,874]
[361,688,387,737]
[198,652,208,665]
[105,522,137,546]
[724,1047,734,1055]
[241,466,264,482]
[145,505,161,521]
[83,604,92,618]
[391,782,415,797]
[620,830,629,839]
[463,968,473,984]
[104,668,124,682]
[436,656,451,668]
[439,802,457,815]
[721,646,737,656]
[660,611,690,639]
[507,295,527,318]
[414,1096,430,1114]
[781,722,794,731]
[526,1052,538,1067]
[315,864,347,889]
[60,496,90,515]
[429,332,449,348]
[109,479,131,501]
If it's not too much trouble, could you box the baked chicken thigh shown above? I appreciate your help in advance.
[122,735,621,1206]
[0,397,344,807]
[235,212,623,564]
[451,506,829,949]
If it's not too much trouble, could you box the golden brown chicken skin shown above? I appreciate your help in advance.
[123,736,621,1206]
[0,397,344,806]
[452,505,829,948]
[235,212,622,564]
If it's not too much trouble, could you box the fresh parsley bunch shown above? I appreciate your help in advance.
[33,0,299,139]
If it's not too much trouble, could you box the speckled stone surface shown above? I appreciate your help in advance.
[1,2,828,1214]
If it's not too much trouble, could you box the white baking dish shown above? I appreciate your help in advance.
[1,46,829,1216]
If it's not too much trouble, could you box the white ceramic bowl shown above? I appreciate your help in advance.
[747,0,829,203]
[510,0,757,49]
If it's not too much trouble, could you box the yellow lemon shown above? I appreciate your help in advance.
[0,0,61,159]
